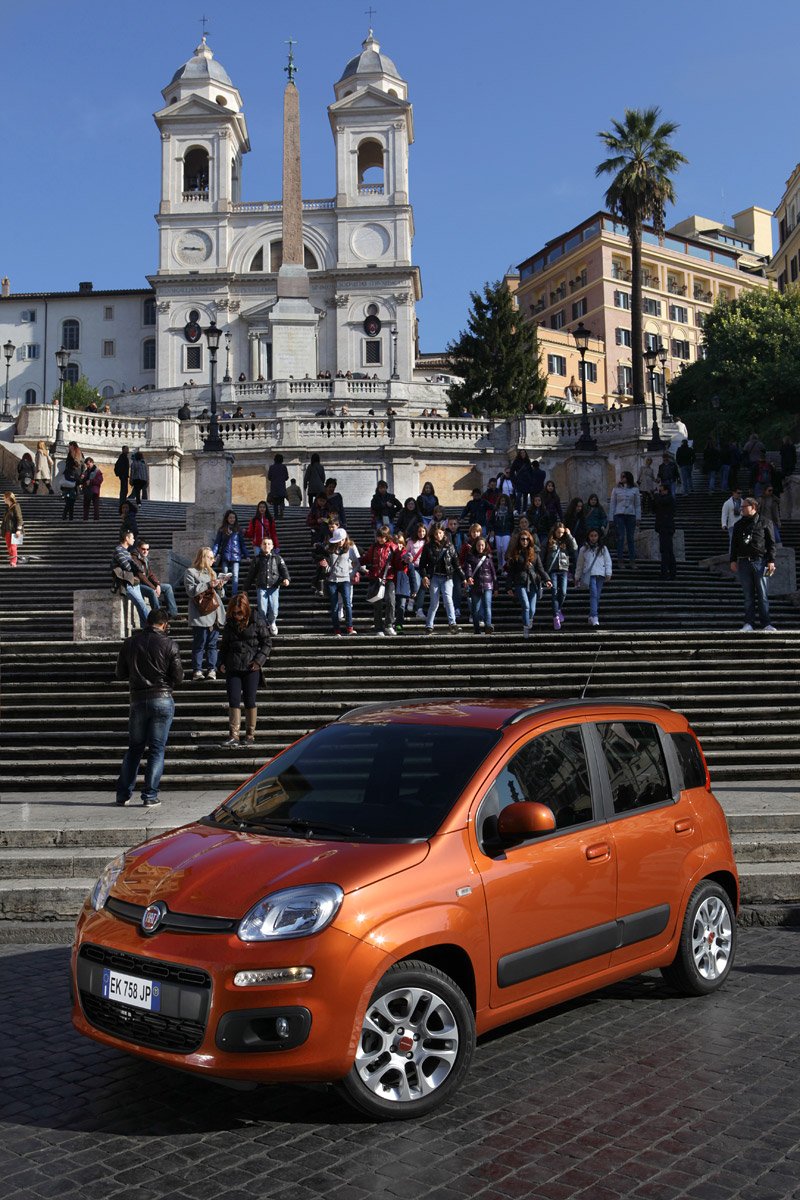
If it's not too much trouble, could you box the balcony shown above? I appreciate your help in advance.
[181,191,209,203]
[693,287,713,303]
[230,198,335,214]
[641,273,660,288]
[611,264,632,281]
[358,184,385,196]
[667,281,687,296]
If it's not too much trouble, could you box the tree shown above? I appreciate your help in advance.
[596,107,687,405]
[52,375,102,411]
[668,287,800,443]
[446,279,548,417]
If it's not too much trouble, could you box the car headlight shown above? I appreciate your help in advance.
[89,853,126,911]
[238,884,344,942]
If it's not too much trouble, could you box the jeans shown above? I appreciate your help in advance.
[257,585,281,626]
[373,579,396,631]
[707,471,718,493]
[614,513,637,563]
[140,582,178,617]
[659,531,676,578]
[406,564,422,607]
[514,489,530,515]
[494,534,510,571]
[452,575,464,617]
[426,576,455,627]
[226,670,259,708]
[327,580,353,631]
[589,575,605,619]
[192,625,219,672]
[125,584,151,625]
[720,465,731,492]
[679,465,693,493]
[116,695,175,803]
[220,558,240,595]
[550,570,568,616]
[514,583,539,629]
[470,588,493,630]
[737,558,771,627]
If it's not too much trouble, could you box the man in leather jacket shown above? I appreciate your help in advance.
[115,609,183,807]
[729,497,777,633]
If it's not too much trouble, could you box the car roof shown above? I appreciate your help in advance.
[339,697,672,731]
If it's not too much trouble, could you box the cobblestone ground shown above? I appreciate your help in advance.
[1,928,799,1200]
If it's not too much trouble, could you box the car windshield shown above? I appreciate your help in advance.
[207,722,502,840]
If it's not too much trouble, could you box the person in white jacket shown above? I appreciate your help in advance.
[720,488,743,553]
[575,530,613,628]
[608,471,641,569]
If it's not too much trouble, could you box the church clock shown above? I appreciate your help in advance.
[174,230,213,267]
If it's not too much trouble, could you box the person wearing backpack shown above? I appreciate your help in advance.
[575,530,613,628]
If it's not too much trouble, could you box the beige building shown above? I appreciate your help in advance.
[516,208,772,406]
[770,163,800,292]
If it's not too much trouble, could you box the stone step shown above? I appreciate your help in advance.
[0,846,129,879]
[732,832,800,863]
[0,878,96,922]
[736,863,800,904]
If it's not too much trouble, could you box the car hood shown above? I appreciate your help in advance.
[110,822,430,918]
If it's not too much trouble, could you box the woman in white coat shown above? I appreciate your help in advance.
[575,530,613,628]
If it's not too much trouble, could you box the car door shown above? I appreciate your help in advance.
[471,722,618,1010]
[587,719,707,969]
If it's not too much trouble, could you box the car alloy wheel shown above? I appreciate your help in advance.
[691,893,733,981]
[661,881,737,996]
[337,960,475,1119]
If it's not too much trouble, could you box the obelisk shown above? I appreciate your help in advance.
[270,41,319,377]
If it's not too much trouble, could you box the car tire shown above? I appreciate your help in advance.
[336,959,475,1120]
[661,880,737,996]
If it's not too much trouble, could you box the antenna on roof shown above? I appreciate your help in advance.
[581,647,602,700]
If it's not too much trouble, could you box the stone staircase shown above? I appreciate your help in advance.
[1,482,799,938]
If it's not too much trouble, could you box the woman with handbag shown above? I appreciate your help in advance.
[61,441,84,521]
[542,522,578,630]
[464,536,497,634]
[575,529,613,628]
[362,525,398,637]
[2,492,24,568]
[218,593,271,747]
[34,441,54,494]
[505,532,551,639]
[184,547,226,680]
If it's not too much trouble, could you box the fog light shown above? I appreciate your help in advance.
[233,967,314,987]
[275,1017,290,1039]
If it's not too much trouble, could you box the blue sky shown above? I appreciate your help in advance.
[3,0,798,351]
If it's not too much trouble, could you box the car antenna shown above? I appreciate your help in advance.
[581,647,602,700]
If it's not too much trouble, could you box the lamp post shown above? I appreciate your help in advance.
[202,321,224,452]
[223,330,232,383]
[53,346,70,460]
[644,341,667,451]
[391,324,399,380]
[3,340,14,417]
[572,322,597,452]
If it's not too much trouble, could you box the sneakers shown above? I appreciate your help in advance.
[270,623,278,636]
[206,669,217,681]
[762,624,777,633]
[588,616,600,628]
[346,626,357,635]
[333,629,343,637]
[386,627,397,636]
[375,630,386,637]
[142,797,161,808]
[221,736,240,748]
[425,626,434,635]
[449,624,461,634]
[553,615,561,631]
[192,670,204,681]
[485,625,494,634]
[115,796,133,807]
[739,623,754,633]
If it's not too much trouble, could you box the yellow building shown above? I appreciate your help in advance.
[516,209,772,407]
[770,164,800,292]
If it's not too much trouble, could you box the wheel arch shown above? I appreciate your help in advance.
[702,869,740,912]
[395,943,477,1013]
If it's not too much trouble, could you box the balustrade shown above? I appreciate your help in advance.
[196,417,281,446]
[411,417,493,444]
[299,417,390,443]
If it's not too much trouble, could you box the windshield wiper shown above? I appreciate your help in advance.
[235,816,358,838]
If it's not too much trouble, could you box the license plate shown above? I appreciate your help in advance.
[102,968,161,1012]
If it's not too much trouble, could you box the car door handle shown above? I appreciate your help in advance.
[674,819,693,834]
[585,843,611,862]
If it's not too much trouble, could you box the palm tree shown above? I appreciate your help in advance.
[596,107,687,405]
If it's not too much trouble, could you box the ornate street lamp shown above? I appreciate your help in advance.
[391,324,399,380]
[572,322,597,452]
[53,346,70,460]
[644,341,668,451]
[202,321,224,452]
[223,330,232,383]
[3,339,15,417]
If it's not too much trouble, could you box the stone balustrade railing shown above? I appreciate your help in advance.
[16,404,149,447]
[230,198,336,213]
[410,417,494,445]
[298,417,392,443]
[191,418,282,450]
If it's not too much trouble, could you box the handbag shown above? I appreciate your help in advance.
[195,586,219,616]
[366,555,392,605]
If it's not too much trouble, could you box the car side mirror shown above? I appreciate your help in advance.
[497,802,557,841]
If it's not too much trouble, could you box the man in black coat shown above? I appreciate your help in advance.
[114,446,130,503]
[115,609,183,807]
[652,483,677,580]
[730,498,777,633]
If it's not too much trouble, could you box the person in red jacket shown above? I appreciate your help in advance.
[245,500,279,554]
[81,457,104,521]
[363,525,400,636]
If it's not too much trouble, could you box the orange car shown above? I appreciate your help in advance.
[72,698,739,1119]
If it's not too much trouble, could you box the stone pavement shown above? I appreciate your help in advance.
[1,927,799,1200]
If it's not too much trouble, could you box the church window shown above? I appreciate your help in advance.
[184,344,203,372]
[366,303,379,316]
[25,388,37,405]
[216,95,228,106]
[357,139,384,193]
[183,147,210,197]
[143,298,156,326]
[170,96,178,104]
[102,340,115,358]
[62,319,80,350]
[269,241,318,271]
[142,339,156,370]
[65,363,80,386]
[304,246,318,270]
[364,339,382,366]
[102,385,114,399]
[388,89,398,97]
[250,247,264,272]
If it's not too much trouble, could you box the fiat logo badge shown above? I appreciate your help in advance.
[141,901,166,935]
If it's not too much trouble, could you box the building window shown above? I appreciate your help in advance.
[792,256,799,283]
[24,344,40,360]
[24,387,37,405]
[183,146,209,196]
[671,339,691,360]
[102,340,115,358]
[65,363,80,386]
[615,327,632,347]
[547,354,567,376]
[550,310,566,330]
[778,271,787,293]
[643,298,662,317]
[697,344,708,360]
[104,305,114,321]
[184,344,203,372]
[20,309,36,323]
[102,385,114,399]
[614,290,631,310]
[669,304,688,323]
[617,365,633,394]
[143,339,156,370]
[143,297,156,326]
[61,319,80,350]
[250,247,264,271]
[580,361,597,384]
[571,298,587,320]
[364,340,382,366]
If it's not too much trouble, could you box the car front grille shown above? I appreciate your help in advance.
[80,991,206,1054]
[80,943,212,989]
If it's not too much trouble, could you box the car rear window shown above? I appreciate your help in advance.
[211,723,502,839]
[596,721,672,814]
[671,732,707,789]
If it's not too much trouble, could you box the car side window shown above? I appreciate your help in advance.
[478,725,594,847]
[597,722,672,814]
[671,733,706,789]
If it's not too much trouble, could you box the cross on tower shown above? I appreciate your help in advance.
[285,37,297,82]
[365,7,377,27]
[199,13,210,38]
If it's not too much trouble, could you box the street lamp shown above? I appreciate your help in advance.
[644,341,668,451]
[223,330,232,383]
[572,322,597,452]
[3,339,14,417]
[53,346,70,460]
[391,324,399,380]
[202,321,224,452]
